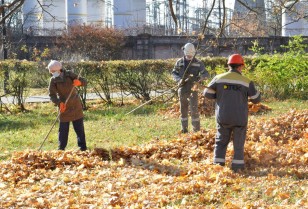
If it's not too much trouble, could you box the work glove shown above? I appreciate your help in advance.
[178,76,192,87]
[192,82,200,92]
[73,79,82,87]
[59,102,66,113]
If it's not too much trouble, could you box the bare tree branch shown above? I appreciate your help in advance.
[217,0,227,38]
[168,0,178,29]
[201,0,216,35]
[236,0,259,14]
[0,0,25,24]
[35,0,58,23]
[282,0,300,11]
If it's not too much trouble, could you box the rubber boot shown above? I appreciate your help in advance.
[181,118,188,133]
[192,118,200,132]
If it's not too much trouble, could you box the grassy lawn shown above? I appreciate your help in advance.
[0,98,307,208]
[0,98,306,159]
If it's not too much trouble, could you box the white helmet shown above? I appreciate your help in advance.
[182,43,196,57]
[48,60,62,73]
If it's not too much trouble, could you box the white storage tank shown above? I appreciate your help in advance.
[42,0,66,34]
[282,0,308,36]
[66,0,87,27]
[22,0,43,35]
[87,0,105,26]
[113,0,146,29]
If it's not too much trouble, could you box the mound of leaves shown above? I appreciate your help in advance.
[0,110,307,208]
[159,93,271,118]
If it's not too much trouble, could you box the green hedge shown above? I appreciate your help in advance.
[244,54,307,100]
[0,54,307,111]
[0,60,41,111]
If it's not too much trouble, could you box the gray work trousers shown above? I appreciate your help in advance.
[214,123,247,170]
[179,90,200,132]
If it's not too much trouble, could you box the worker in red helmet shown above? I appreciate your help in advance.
[203,54,261,172]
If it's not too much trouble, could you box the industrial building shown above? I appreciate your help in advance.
[21,0,308,37]
[21,0,233,36]
[232,0,267,36]
[113,0,146,30]
[22,0,106,35]
[282,0,308,36]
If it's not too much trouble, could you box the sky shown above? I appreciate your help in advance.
[191,0,235,9]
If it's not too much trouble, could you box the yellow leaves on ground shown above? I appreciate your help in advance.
[248,102,271,113]
[159,93,271,118]
[224,201,241,209]
[0,109,307,208]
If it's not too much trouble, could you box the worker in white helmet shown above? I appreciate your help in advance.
[172,43,209,133]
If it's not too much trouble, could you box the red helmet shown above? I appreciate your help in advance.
[227,54,244,65]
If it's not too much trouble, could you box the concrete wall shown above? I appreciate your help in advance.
[122,34,308,60]
[18,34,308,60]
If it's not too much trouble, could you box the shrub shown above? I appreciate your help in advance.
[248,36,308,99]
[1,51,306,113]
[0,60,38,111]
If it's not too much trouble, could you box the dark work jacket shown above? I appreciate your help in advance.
[203,69,261,126]
[48,70,86,122]
[172,57,209,94]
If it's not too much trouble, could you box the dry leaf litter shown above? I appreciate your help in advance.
[0,109,307,208]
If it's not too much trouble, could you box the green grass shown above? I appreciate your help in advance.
[0,98,307,160]
[262,98,308,116]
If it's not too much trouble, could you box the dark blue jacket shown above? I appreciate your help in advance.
[203,69,261,126]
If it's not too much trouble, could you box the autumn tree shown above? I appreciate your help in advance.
[57,25,125,61]
[229,12,268,37]
[226,0,308,37]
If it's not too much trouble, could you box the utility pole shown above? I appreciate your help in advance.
[218,0,221,28]
[1,0,8,93]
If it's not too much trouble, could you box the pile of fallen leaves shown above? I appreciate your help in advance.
[160,96,216,117]
[0,109,307,208]
[159,93,271,118]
